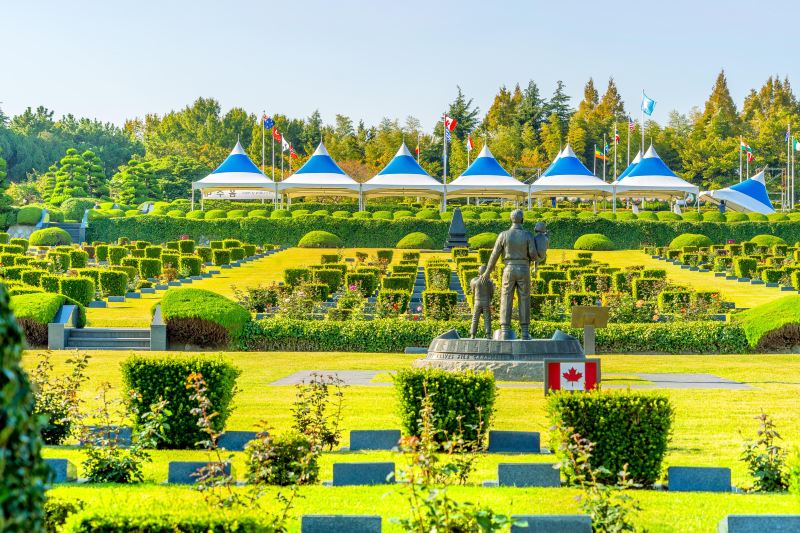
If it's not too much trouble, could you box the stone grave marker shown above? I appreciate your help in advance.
[668,466,731,492]
[332,462,395,486]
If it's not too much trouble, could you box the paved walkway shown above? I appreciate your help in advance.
[270,370,753,390]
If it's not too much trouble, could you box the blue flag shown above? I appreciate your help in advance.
[263,115,274,129]
[641,92,656,116]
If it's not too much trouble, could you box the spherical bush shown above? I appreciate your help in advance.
[415,209,439,220]
[270,210,291,219]
[574,233,615,251]
[468,232,498,249]
[702,211,726,222]
[669,233,712,249]
[297,231,343,248]
[204,209,227,220]
[393,210,414,219]
[636,211,658,221]
[396,232,435,249]
[725,212,748,222]
[747,212,768,221]
[227,209,247,219]
[28,228,72,247]
[248,209,269,218]
[656,211,682,221]
[750,234,786,247]
[479,211,499,221]
[767,213,789,222]
[167,210,185,218]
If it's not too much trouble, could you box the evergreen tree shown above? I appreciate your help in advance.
[539,112,564,161]
[697,70,740,138]
[81,149,108,198]
[484,86,517,131]
[516,80,548,134]
[548,80,573,131]
[50,148,90,205]
[0,151,11,210]
[110,157,156,206]
[446,86,480,140]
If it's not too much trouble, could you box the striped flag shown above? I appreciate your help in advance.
[289,144,298,159]
[466,135,473,151]
[614,129,620,144]
[628,117,635,131]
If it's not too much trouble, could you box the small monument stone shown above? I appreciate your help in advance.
[332,462,395,486]
[444,207,468,250]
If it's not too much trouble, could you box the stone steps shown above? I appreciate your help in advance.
[65,327,150,350]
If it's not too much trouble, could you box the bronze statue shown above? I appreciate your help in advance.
[479,209,548,340]
[469,265,494,338]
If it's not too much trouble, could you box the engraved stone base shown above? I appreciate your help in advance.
[415,329,585,381]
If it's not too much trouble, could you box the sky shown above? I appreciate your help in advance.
[2,0,798,129]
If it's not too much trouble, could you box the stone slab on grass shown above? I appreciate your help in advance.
[332,462,395,486]
[668,466,731,492]
[717,515,800,533]
[168,461,233,484]
[301,515,382,533]
[497,463,560,487]
[217,431,258,451]
[45,459,77,483]
[488,430,540,453]
[349,430,401,451]
[510,515,592,532]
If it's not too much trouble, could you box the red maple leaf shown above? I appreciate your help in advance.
[562,367,583,382]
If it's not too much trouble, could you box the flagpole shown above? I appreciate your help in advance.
[613,125,617,180]
[467,135,470,167]
[417,131,420,164]
[442,114,448,212]
[788,123,792,211]
[792,136,795,210]
[281,143,284,180]
[593,144,597,175]
[602,134,606,182]
[271,130,275,181]
[261,111,265,173]
[627,119,630,166]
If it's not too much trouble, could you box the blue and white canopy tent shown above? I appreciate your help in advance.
[613,145,699,211]
[699,168,775,214]
[191,141,275,210]
[447,145,528,202]
[615,150,641,181]
[361,143,444,201]
[278,142,362,205]
[529,145,613,207]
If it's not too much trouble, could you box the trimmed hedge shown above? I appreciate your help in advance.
[736,295,800,350]
[138,258,162,279]
[394,368,496,445]
[397,231,435,249]
[87,214,800,249]
[669,233,713,249]
[212,249,230,266]
[297,230,343,248]
[158,288,250,347]
[547,389,674,485]
[573,233,615,251]
[121,353,241,449]
[59,277,95,306]
[178,256,202,277]
[99,271,128,297]
[468,232,498,249]
[29,228,72,246]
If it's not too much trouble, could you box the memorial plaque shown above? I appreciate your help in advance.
[544,358,600,394]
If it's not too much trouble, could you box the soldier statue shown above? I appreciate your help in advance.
[469,265,495,338]
[478,209,548,340]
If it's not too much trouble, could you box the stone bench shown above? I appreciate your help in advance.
[45,459,77,483]
[349,430,401,451]
[511,514,592,532]
[493,463,560,487]
[217,431,258,452]
[301,515,382,532]
[332,462,395,486]
[668,466,731,492]
[717,515,800,533]
[167,461,234,484]
[487,430,541,453]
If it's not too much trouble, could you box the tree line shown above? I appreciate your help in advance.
[0,70,798,208]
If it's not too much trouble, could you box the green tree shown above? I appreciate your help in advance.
[539,112,564,162]
[110,157,157,206]
[81,149,108,198]
[484,86,518,131]
[516,80,548,133]
[0,285,50,531]
[50,148,90,205]
[149,156,209,201]
[0,151,11,210]
[547,80,573,133]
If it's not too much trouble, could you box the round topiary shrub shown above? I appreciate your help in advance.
[681,211,701,222]
[669,233,713,249]
[28,228,72,247]
[574,233,615,251]
[158,288,250,348]
[396,232,435,249]
[767,213,789,222]
[636,211,658,221]
[415,209,439,220]
[167,210,185,218]
[332,210,350,218]
[297,231,343,248]
[60,198,97,222]
[227,209,247,219]
[750,234,786,247]
[597,212,616,220]
[248,209,269,218]
[479,211,499,221]
[576,211,596,220]
[291,209,310,218]
[270,210,291,219]
[352,211,372,219]
[204,209,227,220]
[393,210,414,219]
[656,211,681,221]
[615,212,637,221]
[702,211,726,222]
[725,212,748,222]
[311,209,329,217]
[747,212,768,221]
[373,210,392,220]
[16,206,44,226]
[461,210,477,220]
[468,232,498,249]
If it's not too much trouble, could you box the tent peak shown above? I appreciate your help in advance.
[231,141,247,156]
[312,142,330,157]
[561,144,578,158]
[477,144,494,158]
[395,143,413,157]
[643,144,659,159]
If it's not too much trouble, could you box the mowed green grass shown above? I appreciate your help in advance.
[85,248,786,327]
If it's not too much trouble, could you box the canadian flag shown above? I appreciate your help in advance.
[547,361,598,391]
[444,115,457,131]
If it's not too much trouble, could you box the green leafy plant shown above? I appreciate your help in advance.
[291,373,346,451]
[740,412,789,492]
[28,350,90,445]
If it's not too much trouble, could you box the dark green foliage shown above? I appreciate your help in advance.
[4,265,31,280]
[376,289,411,316]
[177,239,195,253]
[178,256,201,277]
[734,257,757,279]
[195,246,212,263]
[422,290,458,320]
[762,269,783,284]
[657,290,692,312]
[60,509,270,531]
[285,268,312,287]
[144,246,162,259]
[669,233,713,249]
[538,269,568,284]
[212,249,230,266]
[376,249,394,262]
[574,233,615,250]
[297,230,343,248]
[138,258,162,279]
[581,274,610,293]
[229,247,245,261]
[44,497,85,532]
[17,206,44,225]
[382,275,413,291]
[29,227,72,246]
[0,286,49,530]
[121,353,240,449]
[565,292,597,307]
[107,245,127,265]
[21,269,47,287]
[547,389,674,485]
[632,277,662,300]
[320,253,339,264]
[244,431,319,486]
[159,288,250,346]
[160,252,179,269]
[99,270,128,297]
[46,251,71,271]
[243,244,256,256]
[312,269,342,295]
[40,275,60,294]
[59,277,95,306]
[393,368,496,445]
[468,232,498,249]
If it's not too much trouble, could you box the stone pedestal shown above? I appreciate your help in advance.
[414,329,584,381]
[444,207,468,250]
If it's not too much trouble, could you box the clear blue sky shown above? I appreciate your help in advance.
[2,0,797,129]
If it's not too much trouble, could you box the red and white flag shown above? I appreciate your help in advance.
[547,361,598,391]
[289,144,298,159]
[272,129,282,142]
[444,115,457,132]
[466,135,473,151]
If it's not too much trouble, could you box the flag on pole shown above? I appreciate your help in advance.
[281,137,289,152]
[272,129,282,142]
[263,114,274,129]
[604,143,609,154]
[747,151,755,163]
[444,116,457,131]
[466,135,473,151]
[641,92,656,116]
[628,116,635,131]
[415,143,420,154]
[289,144,298,159]
[740,140,752,153]
[614,130,620,144]
[594,148,608,161]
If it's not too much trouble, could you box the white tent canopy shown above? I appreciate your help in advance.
[699,169,775,214]
[614,150,641,182]
[361,143,444,198]
[529,145,612,197]
[192,142,275,208]
[447,145,527,199]
[613,145,698,199]
[278,142,361,199]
